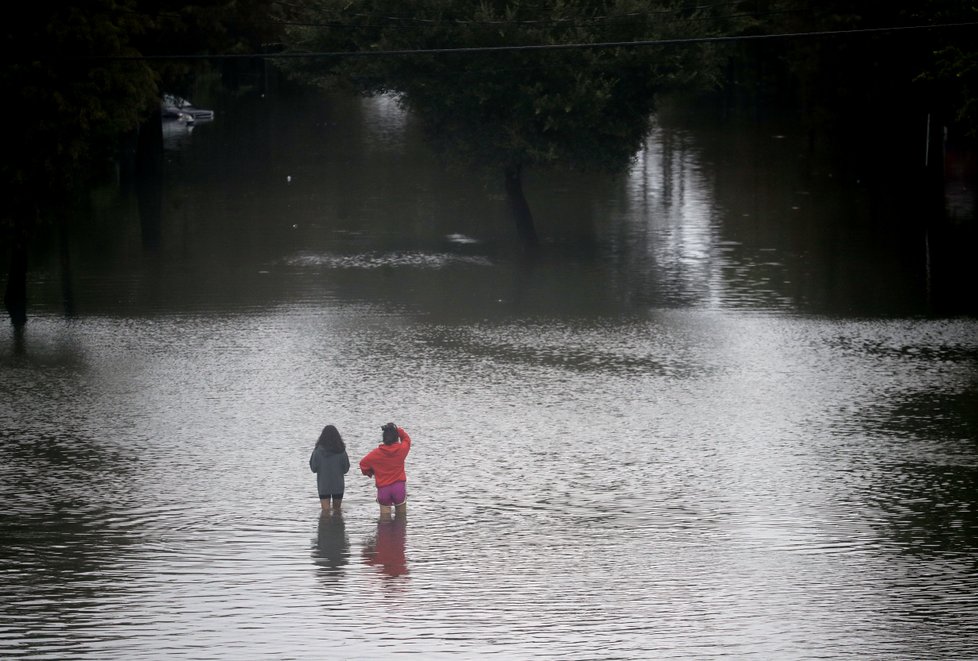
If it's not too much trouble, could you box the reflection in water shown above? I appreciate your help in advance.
[312,511,349,576]
[621,123,728,309]
[359,93,409,152]
[285,250,492,270]
[362,518,408,579]
[161,117,195,151]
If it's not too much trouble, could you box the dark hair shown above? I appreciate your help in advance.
[381,423,398,445]
[317,425,345,453]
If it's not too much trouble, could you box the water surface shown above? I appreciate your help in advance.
[2,89,977,659]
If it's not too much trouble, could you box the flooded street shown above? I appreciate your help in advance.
[2,88,977,659]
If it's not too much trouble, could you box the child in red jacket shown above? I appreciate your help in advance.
[360,423,411,518]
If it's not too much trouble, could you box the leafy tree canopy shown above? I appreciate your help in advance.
[1,2,157,206]
[280,1,736,175]
[1,1,285,217]
[278,1,741,247]
[728,1,978,135]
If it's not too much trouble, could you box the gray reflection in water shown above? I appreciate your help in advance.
[313,511,350,577]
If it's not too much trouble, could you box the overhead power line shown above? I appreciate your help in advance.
[277,3,803,29]
[82,20,978,62]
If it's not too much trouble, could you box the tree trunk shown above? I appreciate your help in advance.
[135,107,164,250]
[4,224,29,327]
[137,170,163,251]
[504,164,540,253]
[136,106,163,178]
[59,213,76,318]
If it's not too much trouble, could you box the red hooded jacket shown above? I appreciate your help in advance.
[359,427,411,487]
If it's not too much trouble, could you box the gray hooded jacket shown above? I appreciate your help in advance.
[310,446,350,496]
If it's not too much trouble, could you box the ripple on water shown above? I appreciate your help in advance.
[285,250,492,269]
[2,312,978,658]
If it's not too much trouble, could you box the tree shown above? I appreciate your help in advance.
[279,1,733,251]
[1,2,158,326]
[724,2,978,139]
[1,1,286,326]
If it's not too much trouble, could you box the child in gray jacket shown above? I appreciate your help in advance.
[310,425,350,512]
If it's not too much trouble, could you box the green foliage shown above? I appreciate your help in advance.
[0,2,159,213]
[725,1,978,135]
[0,0,287,228]
[279,1,736,174]
[133,0,287,96]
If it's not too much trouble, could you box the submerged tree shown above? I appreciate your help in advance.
[279,1,733,251]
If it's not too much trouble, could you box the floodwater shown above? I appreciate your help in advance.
[1,88,977,659]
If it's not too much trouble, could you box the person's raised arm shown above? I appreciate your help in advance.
[397,427,411,452]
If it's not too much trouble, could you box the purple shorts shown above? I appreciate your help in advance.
[376,481,406,506]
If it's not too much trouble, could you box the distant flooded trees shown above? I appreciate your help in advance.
[748,1,978,135]
[1,4,158,326]
[3,2,975,324]
[276,1,977,249]
[1,2,282,326]
[277,1,736,251]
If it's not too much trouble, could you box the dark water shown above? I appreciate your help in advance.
[2,88,977,659]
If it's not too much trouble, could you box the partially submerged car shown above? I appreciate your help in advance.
[162,94,214,121]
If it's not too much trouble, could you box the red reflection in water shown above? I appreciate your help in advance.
[362,518,408,578]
